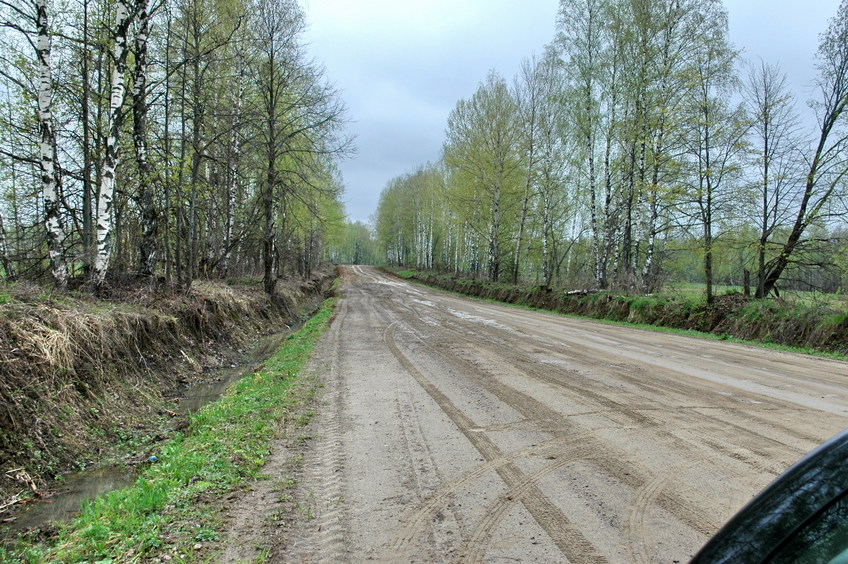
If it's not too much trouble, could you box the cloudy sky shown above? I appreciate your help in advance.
[302,0,842,223]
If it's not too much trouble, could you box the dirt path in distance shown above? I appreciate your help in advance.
[220,265,848,563]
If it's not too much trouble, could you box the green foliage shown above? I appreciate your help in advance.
[370,1,848,297]
[0,0,349,287]
[328,221,377,265]
[819,312,848,330]
[1,298,337,563]
[397,267,848,358]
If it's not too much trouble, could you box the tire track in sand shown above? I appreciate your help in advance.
[285,292,350,563]
[387,301,720,544]
[461,448,598,563]
[384,322,607,564]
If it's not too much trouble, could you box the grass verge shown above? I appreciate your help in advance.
[388,268,848,360]
[0,296,337,563]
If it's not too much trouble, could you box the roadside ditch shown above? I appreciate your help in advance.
[0,269,337,522]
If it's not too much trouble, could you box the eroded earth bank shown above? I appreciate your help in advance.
[221,265,848,563]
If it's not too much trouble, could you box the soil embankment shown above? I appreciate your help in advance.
[393,269,848,356]
[0,270,336,503]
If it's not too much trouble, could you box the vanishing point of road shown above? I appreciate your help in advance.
[228,265,848,563]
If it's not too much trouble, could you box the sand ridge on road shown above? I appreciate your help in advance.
[221,265,848,563]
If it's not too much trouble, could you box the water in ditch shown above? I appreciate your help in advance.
[1,328,294,537]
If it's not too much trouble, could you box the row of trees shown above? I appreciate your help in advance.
[375,0,848,301]
[0,0,351,293]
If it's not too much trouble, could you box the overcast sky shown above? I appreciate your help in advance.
[302,0,842,223]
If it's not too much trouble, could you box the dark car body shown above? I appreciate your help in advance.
[691,428,848,563]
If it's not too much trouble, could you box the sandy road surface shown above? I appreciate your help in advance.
[223,265,848,563]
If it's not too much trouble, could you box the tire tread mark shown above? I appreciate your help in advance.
[394,303,721,542]
[385,324,606,564]
[463,450,596,563]
[284,288,350,563]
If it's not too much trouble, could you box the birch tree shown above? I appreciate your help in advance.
[0,0,69,288]
[536,51,573,286]
[512,56,544,283]
[0,183,13,278]
[682,5,745,304]
[220,52,247,278]
[131,0,157,277]
[36,0,68,288]
[557,0,608,288]
[92,0,134,287]
[444,71,524,282]
[628,0,702,292]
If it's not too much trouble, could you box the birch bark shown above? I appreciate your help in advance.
[221,63,246,277]
[0,212,12,278]
[93,0,133,286]
[35,0,68,289]
[132,0,157,277]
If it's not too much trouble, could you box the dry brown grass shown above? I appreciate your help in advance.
[0,268,337,505]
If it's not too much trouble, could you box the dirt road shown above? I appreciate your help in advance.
[223,265,848,563]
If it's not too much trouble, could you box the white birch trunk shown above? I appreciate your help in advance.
[93,0,132,286]
[222,67,245,277]
[36,0,68,289]
[0,211,12,278]
[133,0,157,277]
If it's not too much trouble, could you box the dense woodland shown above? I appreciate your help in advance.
[0,0,353,294]
[2,0,847,302]
[375,0,848,302]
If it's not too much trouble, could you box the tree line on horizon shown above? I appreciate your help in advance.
[374,0,848,302]
[0,0,352,294]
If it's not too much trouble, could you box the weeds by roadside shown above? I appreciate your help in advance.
[389,268,848,359]
[0,297,337,563]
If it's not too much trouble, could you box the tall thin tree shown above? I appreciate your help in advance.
[93,0,134,287]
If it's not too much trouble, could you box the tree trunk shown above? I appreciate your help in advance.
[35,0,68,290]
[221,65,245,278]
[93,0,133,287]
[621,140,637,284]
[132,0,157,277]
[262,43,278,296]
[513,88,537,285]
[641,116,666,294]
[488,182,502,282]
[162,7,175,283]
[81,0,94,274]
[512,179,531,284]
[588,128,603,289]
[174,38,188,288]
[702,114,714,306]
[704,219,713,305]
[0,212,12,278]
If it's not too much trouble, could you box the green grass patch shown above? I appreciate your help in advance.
[818,311,848,329]
[667,282,743,297]
[513,292,845,359]
[1,297,337,563]
[390,268,848,361]
[395,270,417,280]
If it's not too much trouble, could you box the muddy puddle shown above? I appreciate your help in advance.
[1,327,294,537]
[179,329,295,414]
[1,467,137,533]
